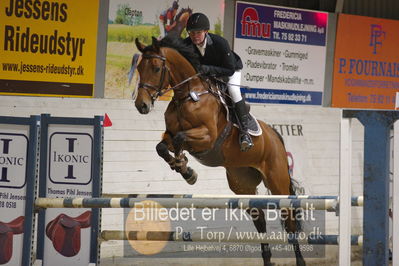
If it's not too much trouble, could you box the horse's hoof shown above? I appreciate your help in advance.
[296,259,306,266]
[182,167,197,185]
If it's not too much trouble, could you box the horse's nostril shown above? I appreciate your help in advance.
[140,103,150,114]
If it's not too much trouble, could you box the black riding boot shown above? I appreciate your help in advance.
[235,99,254,152]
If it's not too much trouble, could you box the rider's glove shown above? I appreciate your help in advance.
[199,65,211,75]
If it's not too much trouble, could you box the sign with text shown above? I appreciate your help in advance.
[0,0,99,97]
[0,119,38,266]
[38,116,102,265]
[332,14,399,109]
[234,1,328,105]
[49,132,92,184]
[0,133,28,188]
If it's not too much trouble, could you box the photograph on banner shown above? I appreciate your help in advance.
[0,0,99,97]
[105,0,224,99]
[332,14,399,110]
[234,1,328,105]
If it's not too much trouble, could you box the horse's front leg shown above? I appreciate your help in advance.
[171,132,198,185]
[172,126,213,185]
[156,131,177,170]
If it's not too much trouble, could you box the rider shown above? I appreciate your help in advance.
[184,12,254,152]
[159,0,179,38]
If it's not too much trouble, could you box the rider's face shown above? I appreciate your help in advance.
[188,30,207,45]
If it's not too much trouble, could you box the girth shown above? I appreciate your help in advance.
[189,121,233,167]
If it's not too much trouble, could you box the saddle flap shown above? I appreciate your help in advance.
[218,93,262,136]
[51,221,81,257]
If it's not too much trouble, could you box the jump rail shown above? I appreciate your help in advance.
[34,196,363,211]
[101,193,364,207]
[100,230,363,246]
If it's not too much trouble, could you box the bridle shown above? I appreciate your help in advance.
[138,53,169,103]
[137,52,202,103]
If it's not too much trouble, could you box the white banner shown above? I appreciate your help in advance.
[234,1,328,105]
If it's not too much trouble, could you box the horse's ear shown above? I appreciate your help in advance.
[135,38,145,53]
[151,36,161,52]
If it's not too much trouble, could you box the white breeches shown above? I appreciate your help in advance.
[228,71,242,103]
[159,22,165,38]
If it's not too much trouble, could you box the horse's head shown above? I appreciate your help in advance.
[134,37,172,114]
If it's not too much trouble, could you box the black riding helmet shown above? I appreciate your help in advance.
[172,0,179,9]
[186,13,210,31]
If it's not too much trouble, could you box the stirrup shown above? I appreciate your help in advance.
[240,133,253,152]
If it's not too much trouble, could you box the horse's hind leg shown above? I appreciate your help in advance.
[225,167,273,266]
[283,184,306,266]
[266,164,306,266]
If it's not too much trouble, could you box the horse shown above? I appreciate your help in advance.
[133,36,306,266]
[167,7,192,37]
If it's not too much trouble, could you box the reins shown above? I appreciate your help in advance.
[161,72,202,96]
[138,49,248,104]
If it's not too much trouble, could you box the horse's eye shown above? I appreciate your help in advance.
[154,67,161,73]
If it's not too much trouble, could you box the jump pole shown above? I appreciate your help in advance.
[35,197,338,211]
[100,193,363,206]
[339,116,352,266]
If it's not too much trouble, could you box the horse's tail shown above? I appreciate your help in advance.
[272,126,303,231]
[288,167,303,232]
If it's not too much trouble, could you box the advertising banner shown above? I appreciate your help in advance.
[234,1,328,105]
[106,0,224,99]
[37,115,102,265]
[0,0,99,97]
[0,116,39,266]
[332,14,399,109]
[0,125,29,266]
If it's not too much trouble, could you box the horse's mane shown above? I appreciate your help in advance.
[175,7,192,20]
[143,35,201,72]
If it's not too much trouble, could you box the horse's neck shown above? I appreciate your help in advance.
[165,49,198,99]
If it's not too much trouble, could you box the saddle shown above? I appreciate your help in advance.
[0,216,24,264]
[46,211,91,257]
[189,78,262,166]
[210,77,262,136]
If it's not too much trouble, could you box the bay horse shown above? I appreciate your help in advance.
[133,36,306,266]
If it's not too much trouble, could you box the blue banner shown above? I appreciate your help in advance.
[242,87,322,105]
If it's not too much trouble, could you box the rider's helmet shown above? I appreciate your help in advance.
[172,0,179,9]
[186,13,210,31]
